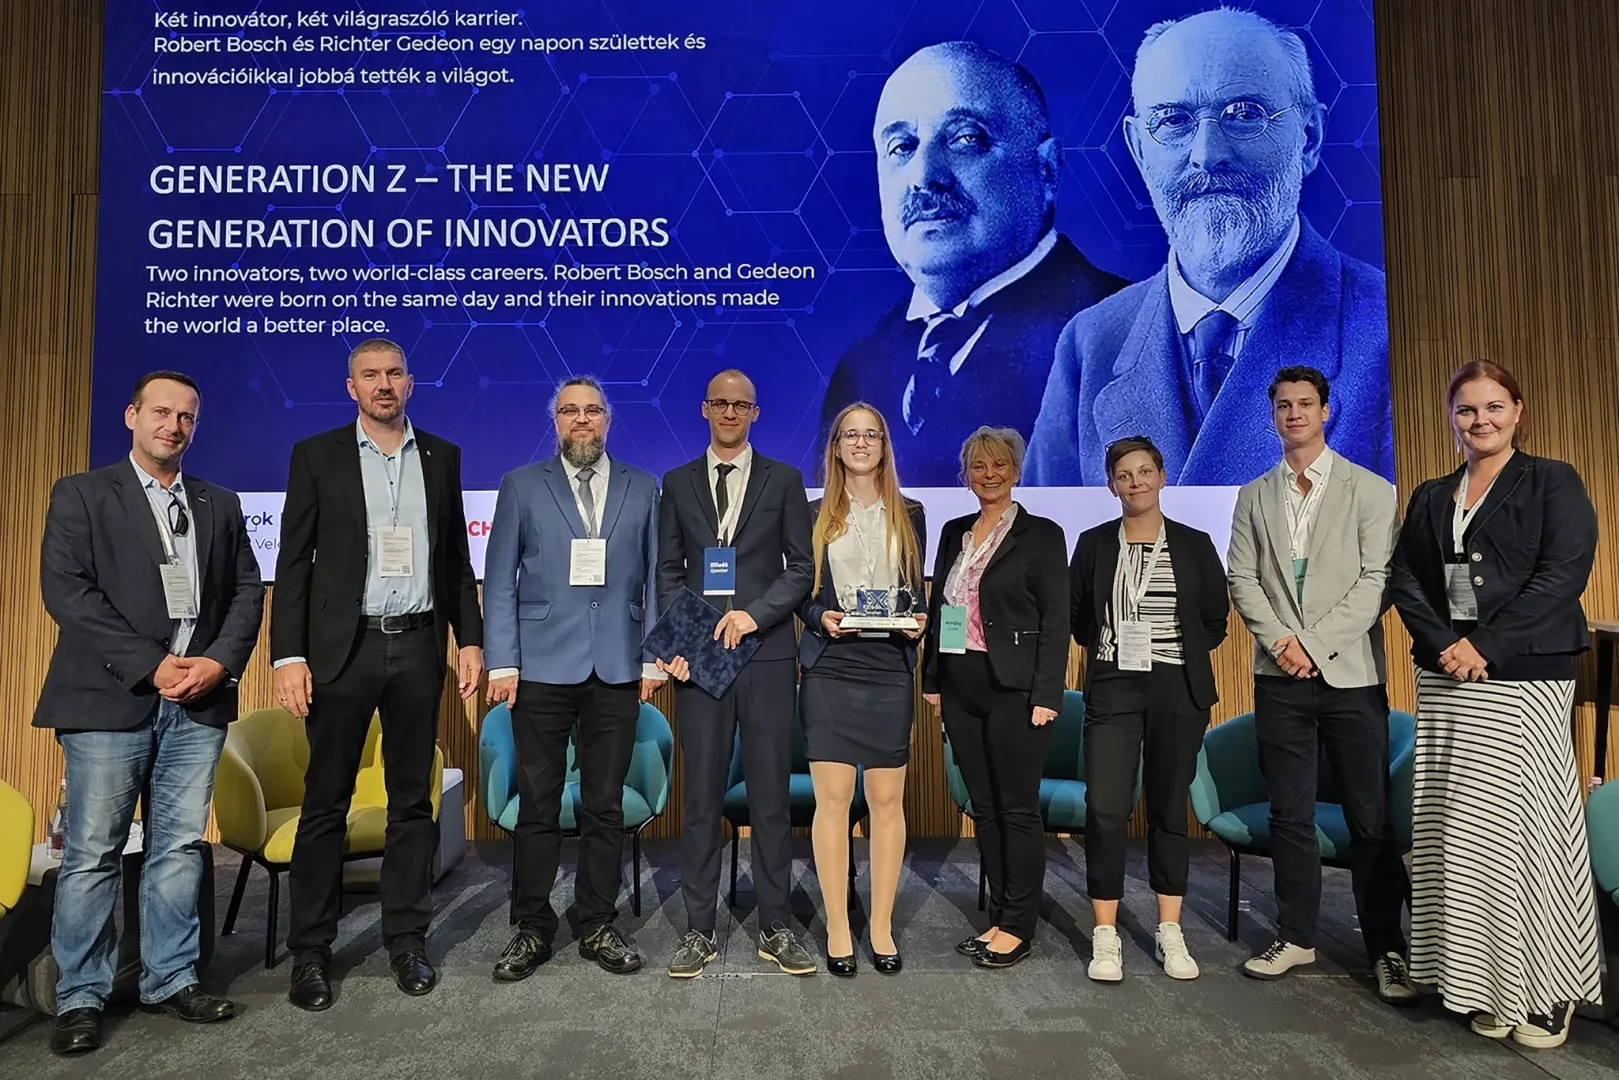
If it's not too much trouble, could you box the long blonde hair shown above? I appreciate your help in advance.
[813,402,923,597]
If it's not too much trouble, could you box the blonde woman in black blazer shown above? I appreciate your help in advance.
[1390,361,1601,1049]
[922,426,1069,969]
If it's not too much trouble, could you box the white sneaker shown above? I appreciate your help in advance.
[1242,938,1316,979]
[1155,922,1199,980]
[1087,924,1123,983]
[1373,952,1419,1005]
[1469,1013,1513,1040]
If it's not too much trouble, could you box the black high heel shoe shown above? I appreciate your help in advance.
[827,954,858,977]
[872,950,903,975]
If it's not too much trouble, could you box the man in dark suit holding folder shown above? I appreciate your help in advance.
[652,369,816,978]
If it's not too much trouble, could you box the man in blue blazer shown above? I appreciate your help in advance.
[1025,8,1393,487]
[482,376,662,980]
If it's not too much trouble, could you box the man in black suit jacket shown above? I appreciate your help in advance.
[270,339,483,1011]
[36,371,263,1055]
[818,41,1125,484]
[651,369,816,978]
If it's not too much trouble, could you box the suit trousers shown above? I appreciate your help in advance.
[677,658,796,934]
[1083,662,1207,900]
[510,675,640,939]
[1254,675,1409,956]
[941,650,1055,941]
[288,624,443,965]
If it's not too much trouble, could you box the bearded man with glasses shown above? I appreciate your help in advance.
[1027,6,1393,489]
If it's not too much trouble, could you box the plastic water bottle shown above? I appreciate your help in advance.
[47,779,67,859]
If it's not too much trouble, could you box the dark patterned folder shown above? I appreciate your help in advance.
[644,587,761,699]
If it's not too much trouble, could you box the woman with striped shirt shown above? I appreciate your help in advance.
[1069,436,1229,983]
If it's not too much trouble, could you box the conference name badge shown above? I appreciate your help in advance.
[569,538,606,587]
[1117,620,1152,672]
[377,526,414,578]
[1445,564,1479,621]
[703,547,736,596]
[939,604,968,654]
[160,562,197,621]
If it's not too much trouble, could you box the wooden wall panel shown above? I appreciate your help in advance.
[3,0,1617,846]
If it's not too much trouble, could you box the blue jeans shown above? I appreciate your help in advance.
[53,698,226,1011]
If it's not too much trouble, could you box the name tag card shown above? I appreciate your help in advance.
[703,547,736,596]
[160,562,197,620]
[939,604,968,654]
[1445,564,1479,621]
[1292,557,1309,605]
[1116,620,1152,671]
[377,526,415,578]
[569,538,607,586]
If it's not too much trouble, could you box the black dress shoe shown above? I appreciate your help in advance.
[873,951,903,975]
[974,940,1031,969]
[579,924,642,975]
[142,985,237,1023]
[391,950,437,996]
[955,935,991,958]
[494,930,552,982]
[826,954,858,977]
[288,963,333,1012]
[51,1008,102,1055]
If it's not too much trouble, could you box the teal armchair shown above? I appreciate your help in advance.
[1586,780,1619,908]
[1190,709,1416,940]
[478,701,674,916]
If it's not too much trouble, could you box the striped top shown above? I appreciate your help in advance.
[1096,540,1184,665]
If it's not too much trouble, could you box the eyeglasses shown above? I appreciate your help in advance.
[1142,101,1298,147]
[839,429,884,445]
[556,404,606,420]
[167,494,190,538]
[705,399,757,416]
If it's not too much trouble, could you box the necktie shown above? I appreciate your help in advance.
[905,308,992,435]
[1190,309,1239,419]
[575,467,597,538]
[714,462,737,543]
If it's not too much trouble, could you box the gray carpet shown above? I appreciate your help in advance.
[5,838,1618,1079]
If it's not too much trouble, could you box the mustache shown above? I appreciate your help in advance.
[900,186,975,230]
[1165,167,1272,212]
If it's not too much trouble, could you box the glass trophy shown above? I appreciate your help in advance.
[839,585,920,631]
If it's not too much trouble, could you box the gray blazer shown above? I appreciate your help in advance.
[1227,452,1396,689]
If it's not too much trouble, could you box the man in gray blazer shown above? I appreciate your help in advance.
[1227,366,1414,1004]
[482,375,662,980]
[35,371,263,1055]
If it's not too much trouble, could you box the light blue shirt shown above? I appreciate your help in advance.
[131,454,199,656]
[358,417,433,616]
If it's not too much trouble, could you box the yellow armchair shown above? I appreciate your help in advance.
[214,707,444,968]
[0,779,34,917]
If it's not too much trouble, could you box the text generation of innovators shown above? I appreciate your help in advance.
[147,216,673,250]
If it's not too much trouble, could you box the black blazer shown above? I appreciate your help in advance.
[1068,516,1229,710]
[1390,452,1597,677]
[797,497,928,671]
[35,461,264,731]
[270,422,483,684]
[922,506,1070,711]
[655,449,814,664]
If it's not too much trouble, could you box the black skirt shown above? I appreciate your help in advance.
[800,636,914,768]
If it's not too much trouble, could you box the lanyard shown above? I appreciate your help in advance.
[715,454,748,546]
[151,488,184,565]
[1452,462,1505,557]
[572,469,602,537]
[1117,522,1167,617]
[1285,471,1325,559]
[945,506,1014,602]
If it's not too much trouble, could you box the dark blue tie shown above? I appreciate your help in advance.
[906,308,992,435]
[1190,310,1239,419]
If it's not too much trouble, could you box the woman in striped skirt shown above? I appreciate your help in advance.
[1390,360,1602,1049]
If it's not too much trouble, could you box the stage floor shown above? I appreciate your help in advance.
[6,838,1618,1079]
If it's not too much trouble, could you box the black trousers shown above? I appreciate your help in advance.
[941,651,1055,942]
[1084,662,1207,901]
[677,658,796,934]
[510,675,639,939]
[288,625,443,965]
[1254,675,1409,956]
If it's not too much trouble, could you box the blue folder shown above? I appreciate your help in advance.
[644,587,761,699]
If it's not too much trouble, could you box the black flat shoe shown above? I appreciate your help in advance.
[827,954,858,977]
[955,935,991,958]
[50,1007,102,1055]
[873,951,903,975]
[142,984,237,1023]
[390,950,437,996]
[974,940,1031,969]
[288,963,333,1012]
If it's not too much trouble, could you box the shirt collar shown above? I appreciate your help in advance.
[129,453,185,496]
[906,230,1059,322]
[561,450,610,482]
[1280,445,1335,486]
[356,416,416,454]
[706,444,753,474]
[1167,215,1301,336]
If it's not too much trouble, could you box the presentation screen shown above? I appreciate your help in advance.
[93,0,1389,578]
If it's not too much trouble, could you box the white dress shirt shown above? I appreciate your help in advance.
[826,497,898,610]
[563,450,610,536]
[1282,445,1335,558]
[1168,215,1301,362]
[706,443,754,545]
[131,454,199,657]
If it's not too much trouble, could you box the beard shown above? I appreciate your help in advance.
[360,394,402,424]
[559,433,605,468]
[1148,152,1305,283]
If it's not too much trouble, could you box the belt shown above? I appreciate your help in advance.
[363,611,435,634]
